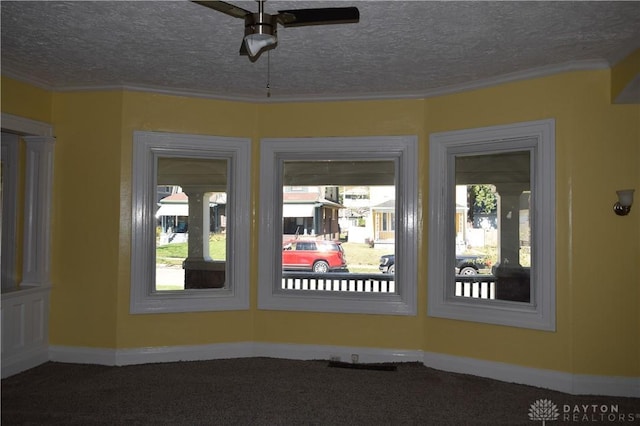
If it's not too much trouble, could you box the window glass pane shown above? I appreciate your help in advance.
[454,151,531,303]
[281,160,396,293]
[155,157,227,291]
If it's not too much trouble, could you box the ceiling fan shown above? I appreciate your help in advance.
[192,1,360,61]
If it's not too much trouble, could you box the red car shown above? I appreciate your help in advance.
[282,240,348,273]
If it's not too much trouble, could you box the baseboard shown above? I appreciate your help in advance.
[49,345,118,366]
[251,342,424,364]
[572,373,640,398]
[1,346,49,379]
[49,342,422,366]
[45,343,639,397]
[422,351,640,398]
[49,342,255,366]
[115,342,255,365]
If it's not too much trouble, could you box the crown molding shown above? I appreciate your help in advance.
[2,59,611,104]
[416,59,610,100]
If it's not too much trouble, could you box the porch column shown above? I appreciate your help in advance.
[494,183,529,302]
[182,186,212,262]
[181,186,225,288]
[496,184,525,267]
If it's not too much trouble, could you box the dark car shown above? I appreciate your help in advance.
[379,253,491,275]
[283,239,348,273]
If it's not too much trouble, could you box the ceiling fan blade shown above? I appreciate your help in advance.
[191,1,251,19]
[277,7,359,27]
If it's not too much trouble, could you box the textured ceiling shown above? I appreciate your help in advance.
[2,1,639,102]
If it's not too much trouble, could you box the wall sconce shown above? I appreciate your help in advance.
[613,189,634,216]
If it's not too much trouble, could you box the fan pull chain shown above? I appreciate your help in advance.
[266,51,271,98]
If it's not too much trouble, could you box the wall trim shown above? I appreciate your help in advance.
[427,119,556,330]
[48,342,256,366]
[250,342,424,365]
[422,351,638,398]
[1,285,51,379]
[1,346,50,379]
[129,132,251,314]
[2,59,610,104]
[1,133,20,291]
[45,343,639,397]
[0,113,53,137]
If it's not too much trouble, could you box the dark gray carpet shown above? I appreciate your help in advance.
[2,357,639,425]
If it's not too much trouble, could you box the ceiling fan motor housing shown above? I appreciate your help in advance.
[244,12,277,38]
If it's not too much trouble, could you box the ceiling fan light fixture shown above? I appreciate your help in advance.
[243,10,277,58]
[244,32,277,57]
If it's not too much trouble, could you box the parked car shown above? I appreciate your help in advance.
[283,240,348,273]
[379,253,491,275]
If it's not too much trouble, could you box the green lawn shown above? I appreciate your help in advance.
[340,242,390,273]
[156,233,227,265]
[156,236,389,273]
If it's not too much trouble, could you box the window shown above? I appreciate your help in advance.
[258,136,418,315]
[130,131,250,313]
[154,158,228,291]
[428,119,555,330]
[381,212,395,232]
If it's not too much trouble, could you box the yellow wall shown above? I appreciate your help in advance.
[114,92,257,348]
[48,91,124,347]
[1,68,638,378]
[254,99,426,350]
[1,76,52,123]
[424,70,639,376]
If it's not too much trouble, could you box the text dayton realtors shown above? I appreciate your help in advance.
[562,404,636,423]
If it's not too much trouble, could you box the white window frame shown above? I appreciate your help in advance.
[258,136,418,316]
[1,133,20,292]
[130,131,251,313]
[427,119,556,331]
[1,113,55,292]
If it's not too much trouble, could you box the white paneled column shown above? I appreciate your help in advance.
[1,133,20,292]
[181,186,213,263]
[1,115,55,378]
[20,136,56,287]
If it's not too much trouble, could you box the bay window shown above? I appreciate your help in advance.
[130,131,250,313]
[258,136,418,315]
[428,119,556,330]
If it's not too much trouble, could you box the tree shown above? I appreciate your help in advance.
[467,184,497,224]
